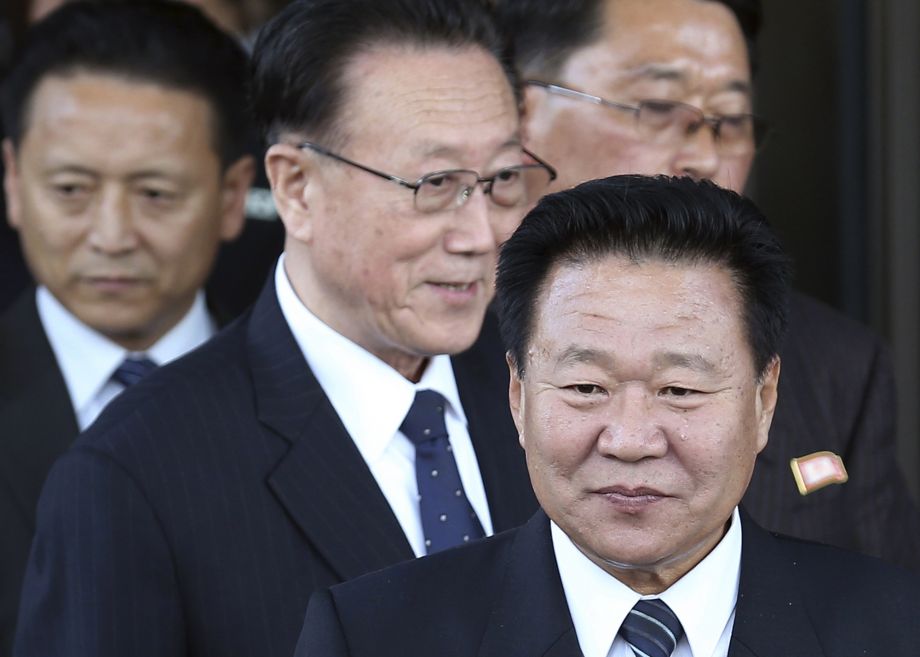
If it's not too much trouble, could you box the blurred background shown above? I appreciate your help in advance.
[749,0,920,499]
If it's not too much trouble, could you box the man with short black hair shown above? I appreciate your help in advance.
[15,1,549,656]
[295,175,920,657]
[496,0,920,570]
[0,2,255,652]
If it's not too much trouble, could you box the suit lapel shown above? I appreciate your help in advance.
[452,311,537,533]
[247,279,414,581]
[0,290,79,528]
[478,512,583,657]
[728,511,825,657]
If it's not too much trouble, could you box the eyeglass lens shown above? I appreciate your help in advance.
[414,165,554,213]
[635,101,756,155]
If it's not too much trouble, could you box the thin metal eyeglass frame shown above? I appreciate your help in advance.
[298,141,557,210]
[526,80,766,148]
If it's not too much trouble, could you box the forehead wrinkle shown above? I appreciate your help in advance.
[394,85,514,130]
[414,135,522,163]
[341,45,516,144]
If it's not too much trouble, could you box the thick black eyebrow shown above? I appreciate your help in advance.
[627,64,753,96]
[42,164,97,177]
[43,164,183,182]
[554,346,615,370]
[551,344,722,378]
[652,351,718,374]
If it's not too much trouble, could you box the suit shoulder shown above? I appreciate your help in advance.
[319,530,518,655]
[787,291,884,355]
[771,532,920,606]
[330,528,516,623]
[74,314,254,456]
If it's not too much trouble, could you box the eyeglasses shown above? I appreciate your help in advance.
[527,80,768,155]
[299,142,557,214]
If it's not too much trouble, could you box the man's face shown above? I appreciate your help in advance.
[524,0,754,193]
[3,73,249,349]
[510,255,777,591]
[277,46,523,378]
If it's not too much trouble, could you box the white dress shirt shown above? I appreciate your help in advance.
[274,255,494,557]
[37,286,216,431]
[552,507,742,657]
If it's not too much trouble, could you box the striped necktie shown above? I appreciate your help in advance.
[619,598,684,657]
[111,356,157,388]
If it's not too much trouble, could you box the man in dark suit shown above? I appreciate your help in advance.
[296,176,920,657]
[0,3,255,653]
[495,0,920,570]
[14,1,549,656]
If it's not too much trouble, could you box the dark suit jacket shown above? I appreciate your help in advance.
[0,292,78,656]
[743,291,920,570]
[14,277,537,657]
[296,510,920,657]
[0,289,239,655]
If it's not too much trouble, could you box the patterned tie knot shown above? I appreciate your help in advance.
[400,389,449,445]
[620,598,684,657]
[111,356,157,388]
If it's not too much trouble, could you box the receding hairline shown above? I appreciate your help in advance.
[276,40,519,148]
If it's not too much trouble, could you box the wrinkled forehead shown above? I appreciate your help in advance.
[528,253,751,361]
[560,0,751,97]
[333,44,521,160]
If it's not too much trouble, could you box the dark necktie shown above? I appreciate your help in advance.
[111,356,157,388]
[619,598,684,657]
[400,389,484,554]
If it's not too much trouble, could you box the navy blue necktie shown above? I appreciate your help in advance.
[400,389,484,554]
[620,599,684,657]
[111,356,157,388]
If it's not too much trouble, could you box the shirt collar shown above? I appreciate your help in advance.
[659,508,741,657]
[551,507,742,657]
[274,255,466,464]
[37,286,215,415]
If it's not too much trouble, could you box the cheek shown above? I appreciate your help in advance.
[18,206,86,267]
[140,213,221,276]
[572,121,673,182]
[713,156,752,194]
[675,410,759,491]
[527,399,598,476]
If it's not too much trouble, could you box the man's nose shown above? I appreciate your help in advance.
[673,122,721,182]
[87,189,139,254]
[444,185,500,256]
[596,384,669,462]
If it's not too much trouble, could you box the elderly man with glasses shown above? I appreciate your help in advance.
[15,1,552,656]
[497,0,920,571]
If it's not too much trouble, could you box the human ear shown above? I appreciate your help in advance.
[754,356,781,453]
[217,154,256,241]
[507,353,526,449]
[265,143,315,243]
[3,139,22,230]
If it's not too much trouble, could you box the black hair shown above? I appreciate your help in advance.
[496,174,790,379]
[0,0,251,166]
[495,0,762,80]
[250,0,519,145]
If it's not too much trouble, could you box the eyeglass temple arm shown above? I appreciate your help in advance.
[298,141,419,190]
[525,80,639,117]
